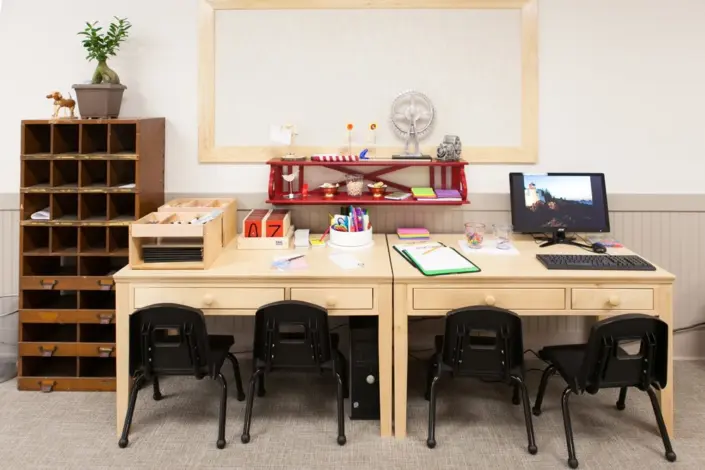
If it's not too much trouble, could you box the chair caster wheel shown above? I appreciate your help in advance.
[241,434,250,444]
[616,402,625,411]
[337,436,347,446]
[153,393,163,401]
[118,438,128,448]
[237,393,246,402]
[512,396,521,405]
[427,439,436,449]
[528,445,538,455]
[217,439,226,449]
[532,408,542,417]
[666,451,677,462]
[568,458,579,469]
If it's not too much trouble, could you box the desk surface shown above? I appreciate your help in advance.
[388,234,675,283]
[114,234,393,283]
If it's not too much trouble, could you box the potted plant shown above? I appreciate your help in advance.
[72,17,132,118]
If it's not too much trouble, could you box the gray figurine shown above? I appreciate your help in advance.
[436,135,462,161]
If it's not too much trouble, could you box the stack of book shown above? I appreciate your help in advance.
[397,228,430,240]
[411,188,463,202]
[411,187,436,200]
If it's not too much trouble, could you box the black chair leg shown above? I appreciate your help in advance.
[336,350,349,399]
[257,372,266,397]
[335,371,347,445]
[532,365,556,416]
[513,376,538,455]
[427,374,441,449]
[560,386,579,469]
[424,357,437,401]
[119,374,146,448]
[512,383,520,405]
[152,376,163,401]
[242,368,263,444]
[616,387,627,410]
[646,386,677,462]
[215,372,228,449]
[226,353,246,401]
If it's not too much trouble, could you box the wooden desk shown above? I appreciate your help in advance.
[114,235,394,437]
[388,234,676,439]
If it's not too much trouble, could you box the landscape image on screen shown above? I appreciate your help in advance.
[522,175,595,228]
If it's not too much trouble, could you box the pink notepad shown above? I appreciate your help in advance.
[397,228,430,239]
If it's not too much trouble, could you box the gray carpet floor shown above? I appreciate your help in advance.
[1,360,704,469]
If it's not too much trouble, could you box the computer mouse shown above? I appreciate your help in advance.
[592,243,607,254]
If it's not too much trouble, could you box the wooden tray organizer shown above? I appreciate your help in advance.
[158,198,237,246]
[129,211,224,269]
[18,118,165,392]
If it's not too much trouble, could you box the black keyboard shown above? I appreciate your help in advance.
[536,254,657,271]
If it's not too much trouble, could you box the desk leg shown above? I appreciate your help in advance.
[116,284,130,437]
[378,284,393,437]
[656,285,674,437]
[393,284,409,438]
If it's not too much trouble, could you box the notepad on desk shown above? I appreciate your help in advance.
[411,187,436,199]
[397,228,430,240]
[396,243,480,276]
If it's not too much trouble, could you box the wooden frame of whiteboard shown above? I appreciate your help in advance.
[199,0,538,164]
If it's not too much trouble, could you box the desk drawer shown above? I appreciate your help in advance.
[571,289,653,310]
[19,342,78,357]
[291,288,373,310]
[413,288,566,311]
[133,287,284,310]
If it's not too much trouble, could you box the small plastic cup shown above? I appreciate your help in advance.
[464,223,485,249]
[493,223,513,250]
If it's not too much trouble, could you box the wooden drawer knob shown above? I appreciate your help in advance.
[485,295,496,306]
[203,294,214,306]
[608,295,621,307]
[326,296,337,307]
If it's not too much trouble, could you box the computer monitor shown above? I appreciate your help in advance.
[509,172,610,248]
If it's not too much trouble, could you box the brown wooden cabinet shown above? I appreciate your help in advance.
[18,118,165,392]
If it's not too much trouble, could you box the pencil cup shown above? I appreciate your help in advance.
[329,227,373,248]
[493,223,513,250]
[464,223,485,249]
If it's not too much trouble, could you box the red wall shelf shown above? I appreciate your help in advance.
[266,158,469,206]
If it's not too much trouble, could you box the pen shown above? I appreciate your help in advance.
[423,245,441,255]
[319,226,331,242]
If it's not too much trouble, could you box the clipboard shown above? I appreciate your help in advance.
[393,242,481,276]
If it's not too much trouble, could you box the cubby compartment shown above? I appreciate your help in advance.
[22,160,51,189]
[21,193,50,221]
[22,357,77,377]
[53,124,80,154]
[79,160,107,188]
[21,290,78,310]
[52,193,78,221]
[52,160,79,188]
[80,193,107,221]
[80,291,116,310]
[109,123,137,154]
[108,160,136,188]
[79,357,115,377]
[22,256,78,276]
[22,323,77,342]
[51,227,78,254]
[108,226,129,254]
[80,124,108,154]
[80,227,107,254]
[108,193,136,221]
[22,123,51,155]
[79,324,116,343]
[23,226,50,254]
[80,256,124,276]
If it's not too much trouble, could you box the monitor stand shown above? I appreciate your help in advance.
[536,231,589,249]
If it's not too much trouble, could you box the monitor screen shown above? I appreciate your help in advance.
[509,173,610,233]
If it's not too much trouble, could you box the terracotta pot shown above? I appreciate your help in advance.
[72,84,127,118]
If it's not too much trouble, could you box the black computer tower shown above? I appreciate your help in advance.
[347,317,380,420]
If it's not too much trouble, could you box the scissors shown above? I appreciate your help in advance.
[332,216,348,232]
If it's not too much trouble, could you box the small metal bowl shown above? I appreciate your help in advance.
[368,184,387,198]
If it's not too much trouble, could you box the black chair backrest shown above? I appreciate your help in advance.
[129,303,211,378]
[253,300,332,371]
[579,314,668,392]
[441,306,524,380]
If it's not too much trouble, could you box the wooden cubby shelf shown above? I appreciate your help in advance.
[17,118,165,392]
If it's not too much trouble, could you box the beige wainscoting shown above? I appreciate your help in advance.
[5,193,705,358]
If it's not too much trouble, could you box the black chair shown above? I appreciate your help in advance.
[241,300,348,445]
[118,303,246,449]
[425,306,537,454]
[532,314,676,469]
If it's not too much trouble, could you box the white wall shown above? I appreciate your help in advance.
[1,0,704,202]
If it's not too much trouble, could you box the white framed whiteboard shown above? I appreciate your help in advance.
[198,0,538,164]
